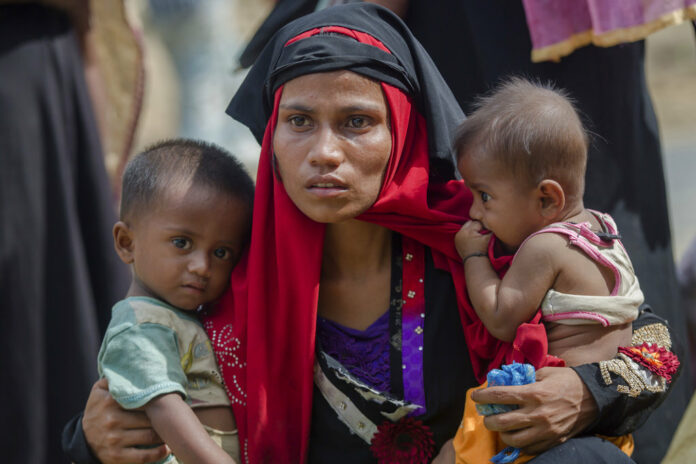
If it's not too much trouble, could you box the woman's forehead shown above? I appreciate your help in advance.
[284,70,379,89]
[280,71,386,107]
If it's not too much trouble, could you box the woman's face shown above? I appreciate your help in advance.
[273,70,392,223]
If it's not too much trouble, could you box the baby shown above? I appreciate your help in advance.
[452,79,642,462]
[454,78,643,366]
[98,139,254,463]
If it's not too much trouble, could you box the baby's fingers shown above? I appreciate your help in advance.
[462,220,483,232]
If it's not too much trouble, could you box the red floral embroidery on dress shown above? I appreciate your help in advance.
[618,342,679,381]
[370,417,434,464]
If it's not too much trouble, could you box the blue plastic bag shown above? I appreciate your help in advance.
[475,363,536,463]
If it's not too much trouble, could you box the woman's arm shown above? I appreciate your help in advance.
[572,306,682,436]
[471,306,681,452]
[63,378,169,464]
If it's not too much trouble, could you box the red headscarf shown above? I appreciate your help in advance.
[205,22,555,464]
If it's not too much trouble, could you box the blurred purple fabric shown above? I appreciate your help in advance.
[522,0,696,60]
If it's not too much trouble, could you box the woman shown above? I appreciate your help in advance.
[64,4,679,463]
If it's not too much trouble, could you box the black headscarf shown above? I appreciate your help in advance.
[227,2,465,179]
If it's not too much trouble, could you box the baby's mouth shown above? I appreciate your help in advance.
[183,283,206,293]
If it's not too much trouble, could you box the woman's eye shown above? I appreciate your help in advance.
[214,248,231,260]
[172,238,191,250]
[347,116,368,129]
[480,192,491,202]
[289,115,309,127]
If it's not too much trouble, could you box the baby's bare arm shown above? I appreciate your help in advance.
[144,393,236,464]
[463,234,559,342]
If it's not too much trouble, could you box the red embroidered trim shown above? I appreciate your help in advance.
[370,417,435,464]
[618,342,679,381]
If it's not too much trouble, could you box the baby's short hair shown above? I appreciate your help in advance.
[454,77,588,203]
[120,139,254,223]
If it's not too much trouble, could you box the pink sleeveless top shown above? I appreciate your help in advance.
[519,211,643,327]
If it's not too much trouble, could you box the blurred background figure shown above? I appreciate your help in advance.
[662,236,696,463]
[0,1,136,462]
[0,1,269,462]
[135,0,273,175]
[678,237,696,387]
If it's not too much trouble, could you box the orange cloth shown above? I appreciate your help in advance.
[453,383,634,463]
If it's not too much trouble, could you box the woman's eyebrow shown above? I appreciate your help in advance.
[341,103,383,113]
[278,102,384,113]
[279,103,313,112]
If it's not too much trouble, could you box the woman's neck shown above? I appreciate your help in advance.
[322,219,392,280]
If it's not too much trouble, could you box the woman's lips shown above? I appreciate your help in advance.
[306,177,348,197]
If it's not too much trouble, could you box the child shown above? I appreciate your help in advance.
[452,79,643,462]
[98,139,254,463]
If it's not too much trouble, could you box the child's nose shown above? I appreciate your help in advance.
[469,202,482,221]
[188,252,211,278]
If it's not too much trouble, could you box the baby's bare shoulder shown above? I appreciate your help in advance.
[518,232,570,259]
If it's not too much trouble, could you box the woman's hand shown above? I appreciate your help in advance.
[82,378,169,464]
[455,220,489,258]
[471,367,597,454]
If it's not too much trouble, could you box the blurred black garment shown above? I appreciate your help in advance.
[0,4,129,463]
[237,0,318,68]
[404,1,689,462]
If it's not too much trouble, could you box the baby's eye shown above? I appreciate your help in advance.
[172,238,191,250]
[213,247,231,260]
[480,192,491,202]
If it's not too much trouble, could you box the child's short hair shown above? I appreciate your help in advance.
[454,77,588,204]
[120,138,254,224]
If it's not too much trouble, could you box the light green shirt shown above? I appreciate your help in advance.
[98,296,230,410]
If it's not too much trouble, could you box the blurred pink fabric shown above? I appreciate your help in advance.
[522,0,696,61]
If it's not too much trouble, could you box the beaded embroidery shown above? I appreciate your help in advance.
[204,322,247,406]
[599,323,676,397]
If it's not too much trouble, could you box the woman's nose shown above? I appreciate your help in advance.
[188,252,211,278]
[307,126,343,168]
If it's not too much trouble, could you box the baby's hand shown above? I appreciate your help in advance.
[455,220,490,258]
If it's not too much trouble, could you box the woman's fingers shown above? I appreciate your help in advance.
[118,428,164,447]
[98,443,169,464]
[471,384,532,405]
[482,408,536,432]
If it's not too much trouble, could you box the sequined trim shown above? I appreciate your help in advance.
[600,354,667,397]
[400,237,427,415]
[599,322,675,396]
[205,322,247,406]
[631,323,671,349]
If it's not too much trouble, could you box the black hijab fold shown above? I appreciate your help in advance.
[227,3,465,179]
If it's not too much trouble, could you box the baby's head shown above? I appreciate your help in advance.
[114,139,254,311]
[454,78,588,250]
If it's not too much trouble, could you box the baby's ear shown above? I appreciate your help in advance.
[537,179,565,219]
[113,221,135,264]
